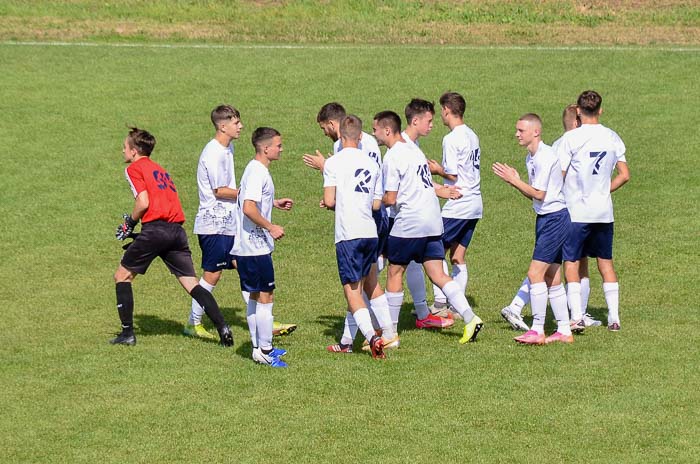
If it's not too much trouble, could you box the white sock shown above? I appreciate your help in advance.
[241,290,250,305]
[567,282,583,321]
[441,280,475,323]
[580,277,590,313]
[529,282,548,334]
[246,298,258,347]
[386,291,404,333]
[432,260,449,304]
[363,292,380,330]
[370,295,394,339]
[377,256,386,273]
[340,311,358,345]
[509,277,530,316]
[256,302,274,351]
[406,261,429,315]
[189,277,214,325]
[603,282,620,324]
[353,308,376,342]
[452,263,468,295]
[549,284,571,335]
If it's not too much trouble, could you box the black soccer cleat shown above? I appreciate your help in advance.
[218,325,234,347]
[110,331,136,346]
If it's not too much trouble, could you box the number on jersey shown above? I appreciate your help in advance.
[417,164,433,189]
[354,168,372,193]
[589,151,607,175]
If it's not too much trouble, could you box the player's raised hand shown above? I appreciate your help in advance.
[492,162,520,184]
[274,198,294,210]
[427,159,444,176]
[269,224,285,240]
[302,150,327,171]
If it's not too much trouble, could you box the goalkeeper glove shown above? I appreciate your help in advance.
[116,214,139,240]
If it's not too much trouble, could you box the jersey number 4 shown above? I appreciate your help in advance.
[589,151,607,175]
[354,168,372,193]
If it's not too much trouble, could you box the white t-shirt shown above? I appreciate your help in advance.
[231,160,275,256]
[323,147,380,243]
[334,131,385,204]
[526,141,567,215]
[383,141,443,238]
[556,124,627,223]
[193,139,237,235]
[440,124,483,220]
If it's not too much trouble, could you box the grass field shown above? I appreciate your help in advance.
[2,3,700,462]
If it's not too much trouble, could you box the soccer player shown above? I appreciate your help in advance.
[492,114,573,344]
[232,127,294,367]
[374,111,484,344]
[303,102,389,350]
[557,90,630,332]
[500,105,603,331]
[321,115,395,358]
[399,98,454,327]
[427,92,483,320]
[112,127,233,347]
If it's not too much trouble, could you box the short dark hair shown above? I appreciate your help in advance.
[339,115,362,141]
[404,98,435,124]
[251,127,281,152]
[126,126,156,156]
[317,102,346,123]
[439,92,466,117]
[577,90,602,117]
[211,105,241,129]
[373,111,402,134]
[562,104,581,131]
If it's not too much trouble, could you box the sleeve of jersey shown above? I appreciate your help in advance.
[206,154,227,189]
[125,164,146,198]
[322,159,337,188]
[530,157,550,192]
[613,132,627,163]
[556,137,572,172]
[383,156,401,192]
[373,165,383,200]
[242,166,264,203]
[442,138,459,175]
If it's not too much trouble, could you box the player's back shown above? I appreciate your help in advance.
[557,124,626,223]
[125,157,185,224]
[441,124,482,219]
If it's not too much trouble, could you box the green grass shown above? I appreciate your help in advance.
[1,42,699,463]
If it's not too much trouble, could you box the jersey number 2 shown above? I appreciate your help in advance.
[354,168,372,193]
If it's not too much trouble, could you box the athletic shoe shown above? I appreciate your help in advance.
[326,343,353,353]
[183,323,216,340]
[500,307,529,331]
[270,347,287,357]
[273,322,297,337]
[218,325,234,347]
[428,301,453,318]
[369,335,385,359]
[459,315,484,344]
[544,331,574,344]
[416,313,455,329]
[110,331,136,346]
[252,348,287,368]
[570,319,586,334]
[583,313,603,327]
[361,334,400,351]
[514,330,545,345]
[608,322,621,332]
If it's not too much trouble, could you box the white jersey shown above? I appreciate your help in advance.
[440,124,483,220]
[526,141,567,215]
[556,124,627,223]
[323,147,380,243]
[231,160,275,256]
[383,141,443,238]
[334,131,385,204]
[193,139,237,235]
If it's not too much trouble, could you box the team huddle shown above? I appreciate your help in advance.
[110,89,629,367]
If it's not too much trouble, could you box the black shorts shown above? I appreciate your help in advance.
[121,221,196,277]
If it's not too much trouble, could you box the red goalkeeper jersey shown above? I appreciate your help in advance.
[125,157,186,224]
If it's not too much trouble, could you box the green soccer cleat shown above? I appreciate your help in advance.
[459,315,484,344]
[183,323,216,340]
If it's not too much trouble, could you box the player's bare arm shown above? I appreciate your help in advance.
[434,183,462,200]
[131,191,149,221]
[610,161,630,192]
[383,190,398,207]
[492,162,545,201]
[213,186,238,200]
[273,198,294,210]
[428,158,457,183]
[323,186,336,209]
[243,199,284,240]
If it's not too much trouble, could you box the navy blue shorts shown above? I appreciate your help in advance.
[532,209,570,264]
[386,235,445,265]
[563,222,614,261]
[336,238,379,285]
[442,218,479,248]
[197,234,235,272]
[373,209,390,258]
[121,221,195,277]
[235,254,276,293]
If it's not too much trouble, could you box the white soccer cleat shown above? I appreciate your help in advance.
[500,307,529,331]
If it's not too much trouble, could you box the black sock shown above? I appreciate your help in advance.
[190,285,226,330]
[261,347,272,355]
[115,282,134,334]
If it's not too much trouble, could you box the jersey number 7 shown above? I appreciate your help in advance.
[589,151,607,175]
